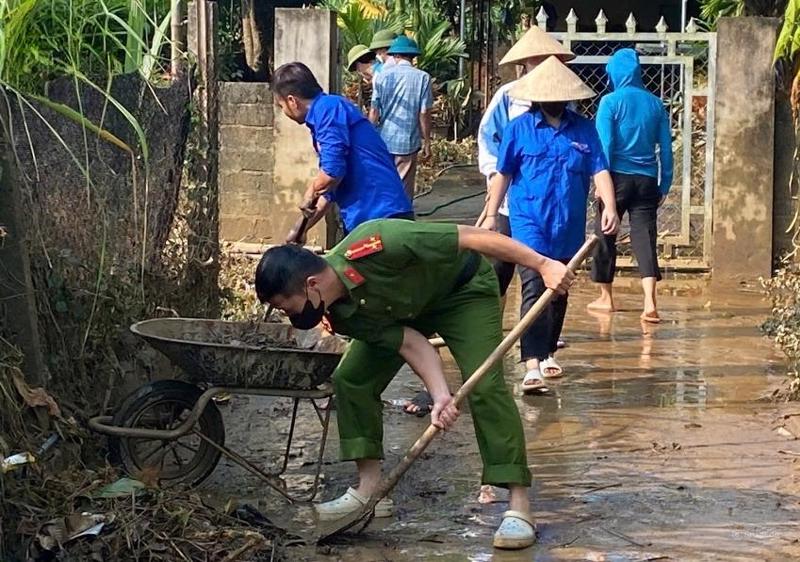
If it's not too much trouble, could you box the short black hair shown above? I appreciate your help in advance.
[272,62,323,100]
[255,245,327,303]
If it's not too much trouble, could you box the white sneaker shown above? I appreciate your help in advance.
[315,486,394,521]
[493,510,536,549]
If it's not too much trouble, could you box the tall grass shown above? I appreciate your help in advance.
[0,0,179,378]
[0,0,175,277]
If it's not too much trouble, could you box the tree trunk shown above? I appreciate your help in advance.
[241,0,268,81]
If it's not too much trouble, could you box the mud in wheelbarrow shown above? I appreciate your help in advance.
[89,319,347,499]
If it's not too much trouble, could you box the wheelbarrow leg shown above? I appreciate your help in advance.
[277,398,301,477]
[304,398,332,502]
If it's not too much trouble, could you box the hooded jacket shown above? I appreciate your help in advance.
[596,49,674,194]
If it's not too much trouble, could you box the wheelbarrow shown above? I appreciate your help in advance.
[89,318,347,503]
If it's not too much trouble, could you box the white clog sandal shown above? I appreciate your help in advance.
[493,510,536,549]
[315,486,394,521]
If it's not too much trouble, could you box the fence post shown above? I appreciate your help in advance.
[711,17,778,283]
[0,119,48,384]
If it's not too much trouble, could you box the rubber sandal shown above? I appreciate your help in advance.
[521,369,548,395]
[403,391,434,417]
[540,357,564,379]
[493,510,536,549]
[315,487,394,521]
[641,311,662,324]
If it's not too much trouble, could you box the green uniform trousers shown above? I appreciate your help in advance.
[332,260,532,487]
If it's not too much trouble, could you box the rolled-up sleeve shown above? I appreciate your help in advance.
[315,101,350,179]
[420,73,433,113]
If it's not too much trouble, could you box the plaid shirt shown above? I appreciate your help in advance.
[371,61,433,156]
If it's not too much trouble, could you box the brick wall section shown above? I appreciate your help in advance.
[218,82,276,242]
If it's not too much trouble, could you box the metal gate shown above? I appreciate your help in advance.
[542,9,716,270]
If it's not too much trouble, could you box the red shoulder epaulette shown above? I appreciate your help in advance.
[342,266,365,286]
[344,234,383,260]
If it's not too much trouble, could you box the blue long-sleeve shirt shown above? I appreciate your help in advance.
[596,48,674,195]
[497,109,608,260]
[304,93,412,233]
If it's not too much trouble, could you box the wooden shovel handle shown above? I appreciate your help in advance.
[288,195,321,244]
[365,234,599,508]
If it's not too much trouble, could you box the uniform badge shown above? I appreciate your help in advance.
[344,234,383,260]
[342,266,365,286]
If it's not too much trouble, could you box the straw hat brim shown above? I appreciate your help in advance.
[369,39,393,50]
[499,27,575,66]
[509,56,595,102]
[347,46,373,71]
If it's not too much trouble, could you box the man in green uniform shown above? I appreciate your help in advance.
[255,219,573,550]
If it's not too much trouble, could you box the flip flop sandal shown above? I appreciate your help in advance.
[403,391,434,417]
[540,357,564,379]
[493,510,536,549]
[315,487,394,521]
[521,369,549,395]
[641,311,662,324]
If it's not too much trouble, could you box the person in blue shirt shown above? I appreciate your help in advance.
[271,62,413,243]
[588,48,674,323]
[477,26,574,301]
[483,56,620,394]
[370,36,433,199]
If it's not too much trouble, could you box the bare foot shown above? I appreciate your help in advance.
[640,310,661,324]
[478,484,498,504]
[587,297,615,312]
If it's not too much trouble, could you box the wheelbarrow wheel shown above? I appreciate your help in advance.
[109,380,224,487]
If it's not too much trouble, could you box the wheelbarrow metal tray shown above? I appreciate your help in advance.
[130,318,345,389]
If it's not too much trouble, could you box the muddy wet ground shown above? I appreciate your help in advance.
[203,278,800,561]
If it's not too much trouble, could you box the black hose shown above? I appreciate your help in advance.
[415,190,485,217]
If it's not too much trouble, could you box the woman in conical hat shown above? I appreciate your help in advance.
[477,26,574,320]
[482,56,620,395]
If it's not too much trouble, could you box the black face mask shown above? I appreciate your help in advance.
[540,102,567,119]
[288,289,325,330]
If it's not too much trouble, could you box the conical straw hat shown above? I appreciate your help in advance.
[499,26,575,66]
[509,56,595,102]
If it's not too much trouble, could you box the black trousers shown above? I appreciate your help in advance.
[519,263,568,362]
[491,214,516,297]
[591,172,662,283]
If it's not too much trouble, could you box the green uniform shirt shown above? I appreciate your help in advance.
[324,219,473,351]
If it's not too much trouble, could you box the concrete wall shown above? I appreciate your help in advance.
[273,8,338,246]
[219,82,276,242]
[218,9,337,246]
[712,17,778,283]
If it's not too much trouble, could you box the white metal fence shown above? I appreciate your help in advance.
[541,8,716,269]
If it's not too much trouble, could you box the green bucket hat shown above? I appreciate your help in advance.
[387,35,421,57]
[347,44,374,71]
[369,29,397,50]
